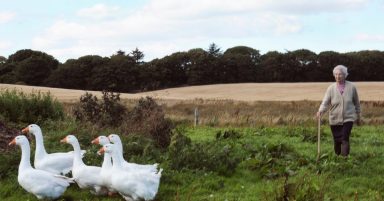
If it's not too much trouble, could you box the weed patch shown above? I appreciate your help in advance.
[0,89,63,124]
[167,130,241,176]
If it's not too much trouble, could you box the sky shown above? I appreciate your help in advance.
[1,0,383,63]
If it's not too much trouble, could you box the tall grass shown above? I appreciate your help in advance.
[65,98,384,127]
[160,99,384,127]
[0,89,64,124]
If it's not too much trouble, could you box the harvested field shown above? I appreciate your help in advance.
[1,82,383,103]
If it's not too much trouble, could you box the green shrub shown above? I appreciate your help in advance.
[313,153,357,174]
[215,129,242,140]
[119,134,162,164]
[168,130,240,176]
[264,173,330,201]
[245,143,309,179]
[0,89,64,124]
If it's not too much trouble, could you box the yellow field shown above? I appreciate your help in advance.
[1,82,383,103]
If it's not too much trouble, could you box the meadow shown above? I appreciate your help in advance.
[1,84,384,201]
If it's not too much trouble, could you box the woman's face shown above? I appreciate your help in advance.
[334,69,345,83]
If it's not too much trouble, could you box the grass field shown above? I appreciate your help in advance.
[2,123,384,200]
[1,83,384,201]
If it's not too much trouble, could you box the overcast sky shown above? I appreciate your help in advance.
[1,0,383,62]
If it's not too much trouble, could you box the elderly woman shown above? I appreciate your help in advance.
[316,65,361,156]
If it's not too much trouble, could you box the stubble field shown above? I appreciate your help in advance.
[2,82,384,102]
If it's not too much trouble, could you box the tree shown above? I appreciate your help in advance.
[0,63,17,83]
[45,55,107,89]
[285,49,317,82]
[115,50,126,56]
[90,53,138,92]
[130,48,145,64]
[317,51,343,81]
[345,51,384,81]
[207,43,222,57]
[7,49,59,86]
[185,48,218,85]
[221,46,261,82]
[144,52,189,90]
[0,56,6,64]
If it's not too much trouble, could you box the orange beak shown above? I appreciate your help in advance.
[60,137,67,143]
[91,138,100,144]
[21,127,29,134]
[8,138,16,146]
[98,147,105,155]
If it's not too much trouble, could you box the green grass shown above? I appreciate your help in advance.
[2,123,384,200]
[0,89,64,124]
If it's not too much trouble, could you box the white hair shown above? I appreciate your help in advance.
[333,65,348,77]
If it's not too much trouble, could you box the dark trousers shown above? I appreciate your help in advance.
[330,121,353,156]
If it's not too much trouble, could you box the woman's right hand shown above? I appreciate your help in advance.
[316,111,322,118]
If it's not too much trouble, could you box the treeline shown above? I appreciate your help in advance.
[1,44,384,93]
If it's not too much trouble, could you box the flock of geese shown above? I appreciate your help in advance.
[8,124,162,200]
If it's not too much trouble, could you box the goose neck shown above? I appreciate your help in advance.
[71,141,85,166]
[33,130,47,157]
[102,153,112,169]
[116,142,125,162]
[111,150,123,169]
[19,143,33,171]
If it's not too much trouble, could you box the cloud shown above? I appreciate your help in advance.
[0,41,11,49]
[143,0,370,17]
[0,11,15,24]
[355,33,384,42]
[0,41,12,57]
[76,4,120,20]
[32,0,372,62]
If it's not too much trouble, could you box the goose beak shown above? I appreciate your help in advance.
[91,138,99,144]
[8,138,16,146]
[60,137,67,143]
[21,127,29,134]
[98,147,105,155]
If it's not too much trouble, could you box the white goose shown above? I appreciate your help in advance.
[91,136,115,193]
[99,143,162,201]
[9,135,73,200]
[22,124,85,175]
[61,135,108,195]
[108,134,159,173]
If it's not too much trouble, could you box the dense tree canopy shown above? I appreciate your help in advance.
[5,49,59,85]
[1,46,383,93]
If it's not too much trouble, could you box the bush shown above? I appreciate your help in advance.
[0,89,64,124]
[120,134,162,164]
[264,173,330,201]
[167,129,241,176]
[73,91,126,127]
[245,143,309,179]
[215,129,242,140]
[125,97,173,148]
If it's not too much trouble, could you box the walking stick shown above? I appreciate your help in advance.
[316,116,321,162]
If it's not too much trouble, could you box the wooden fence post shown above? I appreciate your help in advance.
[194,107,199,127]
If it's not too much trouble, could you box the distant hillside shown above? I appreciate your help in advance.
[1,82,383,102]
